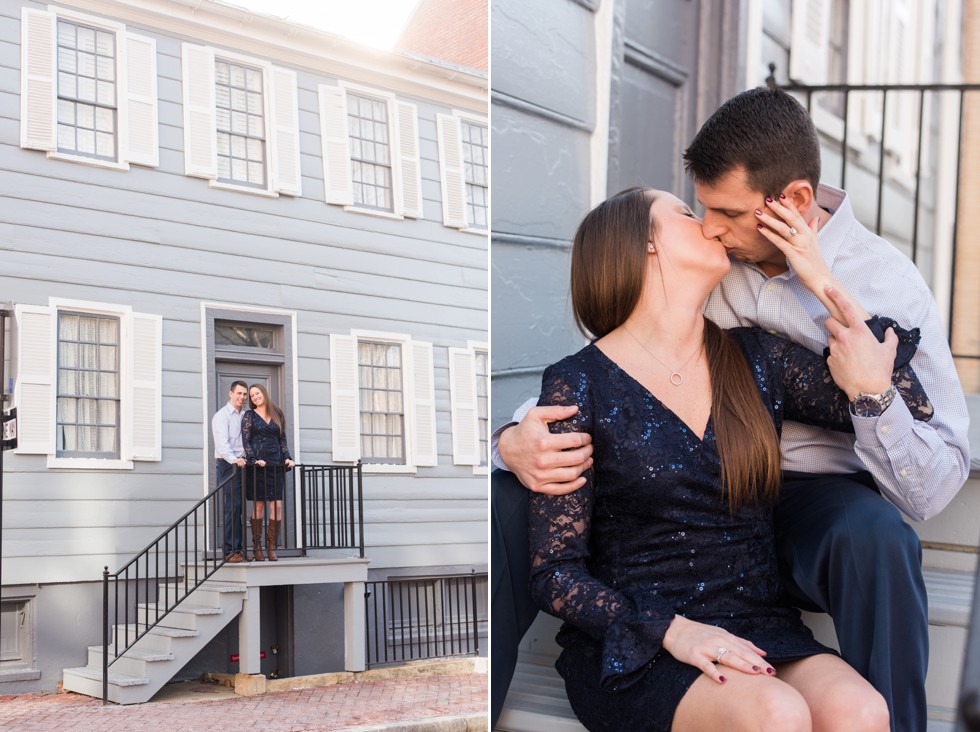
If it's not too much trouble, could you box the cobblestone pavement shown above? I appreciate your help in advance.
[0,672,488,732]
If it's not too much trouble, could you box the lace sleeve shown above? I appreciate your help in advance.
[277,410,292,462]
[528,357,675,691]
[750,329,934,430]
[241,412,256,464]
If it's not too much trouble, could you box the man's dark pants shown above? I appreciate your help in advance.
[217,460,244,557]
[490,468,929,732]
[775,471,928,732]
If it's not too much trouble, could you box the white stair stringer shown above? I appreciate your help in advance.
[62,581,246,704]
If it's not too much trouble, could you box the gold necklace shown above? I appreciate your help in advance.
[623,327,703,386]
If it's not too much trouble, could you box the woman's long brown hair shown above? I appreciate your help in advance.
[570,188,781,509]
[249,383,285,433]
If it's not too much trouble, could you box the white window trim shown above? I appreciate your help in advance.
[330,329,438,473]
[22,6,158,170]
[326,80,423,220]
[182,45,301,198]
[468,340,489,475]
[48,298,133,469]
[453,111,489,236]
[351,329,416,474]
[13,298,161,470]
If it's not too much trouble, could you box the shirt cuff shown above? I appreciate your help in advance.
[490,422,517,471]
[850,394,914,450]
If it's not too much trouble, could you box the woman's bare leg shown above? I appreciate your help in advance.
[672,668,811,732]
[776,654,889,732]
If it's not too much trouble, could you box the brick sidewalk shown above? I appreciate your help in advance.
[0,673,488,732]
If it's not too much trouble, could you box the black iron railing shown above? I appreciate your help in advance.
[364,572,484,668]
[101,462,364,703]
[769,67,980,363]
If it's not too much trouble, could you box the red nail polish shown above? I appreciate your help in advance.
[719,676,727,683]
[752,666,761,672]
[756,224,763,229]
[778,194,786,200]
[754,209,762,215]
[766,667,776,675]
[765,197,773,203]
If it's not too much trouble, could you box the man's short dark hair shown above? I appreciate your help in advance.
[683,87,821,195]
[230,380,248,392]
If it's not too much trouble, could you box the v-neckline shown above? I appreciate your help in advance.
[252,410,273,426]
[589,343,713,444]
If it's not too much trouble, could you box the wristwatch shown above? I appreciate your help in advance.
[849,385,897,418]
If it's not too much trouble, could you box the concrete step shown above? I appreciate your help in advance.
[136,602,223,631]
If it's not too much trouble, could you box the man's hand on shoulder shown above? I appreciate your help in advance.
[497,405,593,495]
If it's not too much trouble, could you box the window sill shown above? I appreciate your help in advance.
[341,206,406,221]
[46,457,134,470]
[208,179,281,198]
[46,151,130,172]
[358,462,418,475]
[0,668,41,683]
[472,466,488,476]
[459,226,488,236]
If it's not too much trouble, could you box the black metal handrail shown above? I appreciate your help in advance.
[101,467,239,703]
[100,462,365,703]
[768,67,980,363]
[364,571,483,668]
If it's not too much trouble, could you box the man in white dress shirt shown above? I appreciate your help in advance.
[212,380,249,563]
[491,88,970,732]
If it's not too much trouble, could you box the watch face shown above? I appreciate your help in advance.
[852,395,883,418]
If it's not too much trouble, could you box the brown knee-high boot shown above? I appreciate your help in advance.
[266,519,280,562]
[250,518,265,561]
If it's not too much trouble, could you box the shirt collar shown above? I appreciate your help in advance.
[814,183,851,271]
[226,400,242,415]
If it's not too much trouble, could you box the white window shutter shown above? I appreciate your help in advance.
[123,33,159,167]
[20,8,57,152]
[269,66,302,196]
[396,102,423,218]
[318,85,354,205]
[181,43,217,179]
[329,334,360,462]
[13,304,54,455]
[789,0,831,85]
[410,341,437,467]
[448,347,479,466]
[128,312,162,461]
[436,114,467,228]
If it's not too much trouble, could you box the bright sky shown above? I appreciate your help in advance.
[219,0,422,49]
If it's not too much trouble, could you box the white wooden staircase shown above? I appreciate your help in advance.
[62,580,246,705]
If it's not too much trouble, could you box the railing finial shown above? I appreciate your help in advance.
[766,63,778,90]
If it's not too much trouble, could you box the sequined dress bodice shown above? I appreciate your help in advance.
[528,326,930,710]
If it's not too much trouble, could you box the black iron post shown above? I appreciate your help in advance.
[0,309,10,614]
[102,566,109,705]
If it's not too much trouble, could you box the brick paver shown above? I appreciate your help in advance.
[0,673,487,732]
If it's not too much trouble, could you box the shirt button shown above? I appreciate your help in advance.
[768,329,778,335]
[766,283,776,292]
[880,425,890,434]
[900,469,909,477]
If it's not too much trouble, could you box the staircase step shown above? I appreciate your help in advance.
[90,646,174,663]
[63,665,148,687]
[115,623,199,639]
[923,567,974,627]
[136,602,222,630]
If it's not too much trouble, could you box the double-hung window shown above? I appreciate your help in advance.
[318,83,422,218]
[56,312,120,458]
[329,331,436,472]
[182,44,301,197]
[436,112,488,231]
[448,343,489,472]
[20,8,159,169]
[15,300,162,469]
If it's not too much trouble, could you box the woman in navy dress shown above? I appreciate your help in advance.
[242,384,294,561]
[528,188,931,731]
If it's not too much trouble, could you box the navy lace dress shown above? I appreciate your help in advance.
[528,326,931,732]
[241,410,292,501]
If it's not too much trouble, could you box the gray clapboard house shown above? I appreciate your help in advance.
[0,0,488,698]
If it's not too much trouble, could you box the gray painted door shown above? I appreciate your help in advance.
[216,362,279,413]
[608,0,702,199]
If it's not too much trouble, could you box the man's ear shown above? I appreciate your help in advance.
[782,180,814,215]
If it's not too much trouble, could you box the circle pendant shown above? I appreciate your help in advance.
[669,372,683,386]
